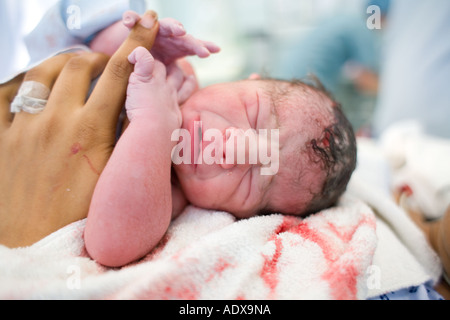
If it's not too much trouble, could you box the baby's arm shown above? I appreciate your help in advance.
[85,47,186,267]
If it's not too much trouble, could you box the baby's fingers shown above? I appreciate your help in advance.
[202,40,221,54]
[184,36,219,59]
[159,18,186,37]
[122,10,144,29]
[166,63,197,105]
[86,10,158,130]
[166,64,185,91]
[178,75,197,105]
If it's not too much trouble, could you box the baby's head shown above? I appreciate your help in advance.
[264,78,357,216]
[173,77,356,218]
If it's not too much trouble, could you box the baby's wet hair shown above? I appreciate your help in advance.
[258,75,357,216]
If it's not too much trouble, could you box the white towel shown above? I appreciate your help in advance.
[380,121,450,219]
[0,196,377,300]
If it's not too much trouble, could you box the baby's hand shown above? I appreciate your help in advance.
[126,47,196,126]
[123,11,220,65]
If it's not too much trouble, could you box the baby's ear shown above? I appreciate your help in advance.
[248,73,261,80]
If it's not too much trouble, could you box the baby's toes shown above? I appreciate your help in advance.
[122,10,141,29]
[128,47,155,81]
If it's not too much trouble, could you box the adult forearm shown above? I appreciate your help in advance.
[438,208,450,279]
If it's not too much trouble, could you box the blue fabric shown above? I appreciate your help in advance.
[369,283,444,300]
[373,0,450,139]
[273,14,380,94]
[60,0,146,41]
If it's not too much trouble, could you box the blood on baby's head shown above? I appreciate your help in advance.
[259,77,357,216]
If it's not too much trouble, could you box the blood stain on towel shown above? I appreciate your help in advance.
[162,278,199,300]
[326,214,376,244]
[259,213,374,299]
[206,258,234,282]
[323,263,359,300]
[293,222,359,299]
[291,222,335,262]
[260,217,309,295]
[286,218,360,299]
[261,236,283,294]
[260,217,297,295]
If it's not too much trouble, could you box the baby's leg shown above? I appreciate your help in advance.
[85,49,174,267]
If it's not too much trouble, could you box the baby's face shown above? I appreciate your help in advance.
[173,80,327,218]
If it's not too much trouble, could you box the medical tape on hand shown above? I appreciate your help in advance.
[10,81,51,114]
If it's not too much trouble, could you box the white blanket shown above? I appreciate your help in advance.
[379,121,450,220]
[0,196,377,300]
[0,137,442,300]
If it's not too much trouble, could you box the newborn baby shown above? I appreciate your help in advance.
[85,13,357,267]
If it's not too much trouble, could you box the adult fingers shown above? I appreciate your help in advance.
[47,52,109,111]
[22,54,77,92]
[86,10,159,130]
[0,74,24,131]
[9,53,77,125]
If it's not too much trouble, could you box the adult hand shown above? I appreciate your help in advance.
[401,193,450,298]
[0,11,160,248]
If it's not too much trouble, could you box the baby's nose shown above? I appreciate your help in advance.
[220,127,260,171]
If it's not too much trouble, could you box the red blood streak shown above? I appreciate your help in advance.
[290,222,335,262]
[399,184,414,196]
[281,217,364,300]
[206,258,233,282]
[214,258,232,274]
[322,131,331,148]
[323,263,359,300]
[292,222,359,300]
[261,236,283,293]
[260,217,298,294]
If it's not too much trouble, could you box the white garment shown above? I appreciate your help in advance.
[0,0,146,83]
[0,0,58,81]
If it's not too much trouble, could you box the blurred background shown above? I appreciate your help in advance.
[0,0,382,134]
[148,0,382,134]
[2,0,449,139]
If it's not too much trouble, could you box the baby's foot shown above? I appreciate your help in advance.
[126,47,186,128]
[125,47,156,121]
[126,46,198,123]
[122,10,220,65]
